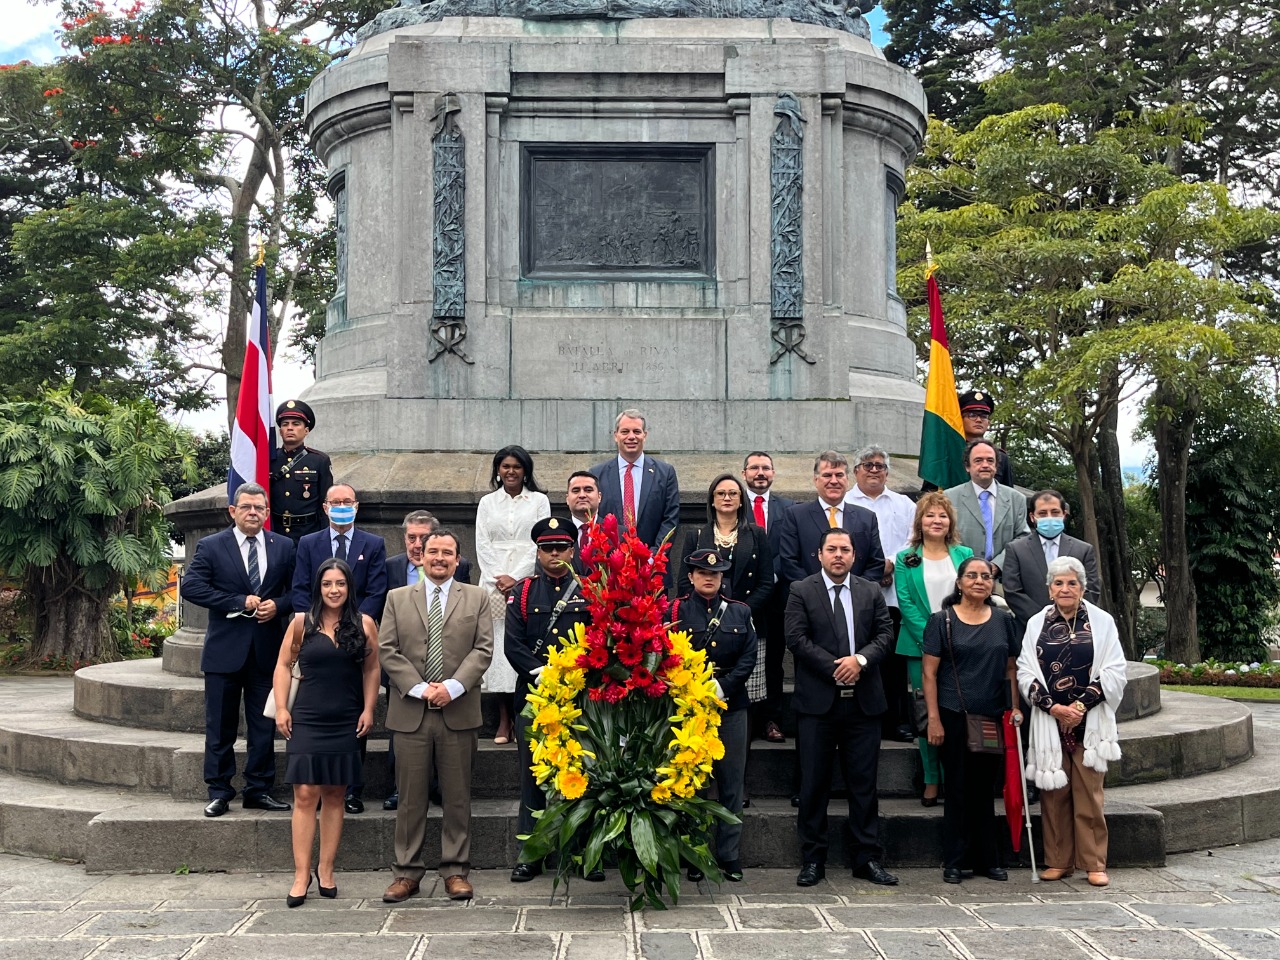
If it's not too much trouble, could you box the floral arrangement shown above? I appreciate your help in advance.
[1156,658,1280,688]
[518,514,735,909]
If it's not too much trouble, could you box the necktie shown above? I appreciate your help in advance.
[425,586,445,682]
[623,463,636,528]
[831,583,851,659]
[579,524,589,552]
[246,535,261,594]
[335,533,348,562]
[753,495,766,528]
[827,504,838,527]
[979,490,994,561]
[411,563,424,585]
[1044,538,1057,564]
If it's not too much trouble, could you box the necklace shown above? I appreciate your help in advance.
[713,526,738,549]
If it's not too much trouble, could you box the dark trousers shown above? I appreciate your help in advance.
[880,607,909,737]
[713,708,749,863]
[203,664,276,801]
[515,706,544,843]
[938,708,1003,871]
[758,584,790,726]
[796,695,883,867]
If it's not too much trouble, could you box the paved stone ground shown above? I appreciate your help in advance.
[0,845,1278,960]
[0,703,1276,960]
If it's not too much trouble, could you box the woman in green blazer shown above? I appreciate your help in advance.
[894,491,973,805]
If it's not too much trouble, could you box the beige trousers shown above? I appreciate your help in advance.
[392,709,476,881]
[1039,747,1108,872]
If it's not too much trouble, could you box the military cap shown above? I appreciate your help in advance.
[684,548,731,573]
[958,389,995,415]
[275,399,315,429]
[531,516,576,547]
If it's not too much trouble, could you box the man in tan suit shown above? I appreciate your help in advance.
[379,529,493,903]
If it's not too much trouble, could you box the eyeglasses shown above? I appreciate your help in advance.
[962,411,991,420]
[326,499,357,507]
[858,462,887,472]
[714,491,741,499]
[962,572,994,581]
[235,504,266,514]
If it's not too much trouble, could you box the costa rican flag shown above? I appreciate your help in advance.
[227,258,275,522]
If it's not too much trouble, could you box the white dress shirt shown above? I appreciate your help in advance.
[407,577,465,703]
[233,527,267,582]
[328,525,356,558]
[617,453,646,511]
[845,485,915,607]
[820,570,857,656]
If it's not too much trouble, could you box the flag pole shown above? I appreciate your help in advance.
[1014,722,1040,883]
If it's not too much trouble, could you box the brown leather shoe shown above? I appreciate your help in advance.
[443,874,473,900]
[764,721,785,743]
[1087,871,1110,887]
[1038,867,1074,881]
[382,877,420,903]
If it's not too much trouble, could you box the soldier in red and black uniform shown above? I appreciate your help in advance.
[269,400,333,541]
[504,517,592,882]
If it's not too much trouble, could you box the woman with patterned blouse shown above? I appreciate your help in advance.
[1017,555,1128,887]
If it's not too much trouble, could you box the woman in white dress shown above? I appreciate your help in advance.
[475,445,550,743]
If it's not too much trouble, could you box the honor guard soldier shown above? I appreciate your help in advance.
[504,517,592,882]
[270,400,333,541]
[670,549,757,882]
[958,389,1015,488]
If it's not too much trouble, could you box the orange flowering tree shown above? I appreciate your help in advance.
[519,514,735,909]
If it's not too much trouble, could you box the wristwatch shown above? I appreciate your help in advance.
[855,654,867,667]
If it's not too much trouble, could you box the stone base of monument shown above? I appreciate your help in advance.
[2,669,1278,873]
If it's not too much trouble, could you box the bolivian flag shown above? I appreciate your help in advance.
[918,252,967,489]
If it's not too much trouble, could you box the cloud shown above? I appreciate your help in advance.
[1,2,64,66]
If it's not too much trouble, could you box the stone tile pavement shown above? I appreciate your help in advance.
[0,838,1277,960]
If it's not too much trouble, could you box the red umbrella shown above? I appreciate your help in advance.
[1002,710,1023,852]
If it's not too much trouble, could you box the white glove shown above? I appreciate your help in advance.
[531,667,544,681]
[713,680,725,700]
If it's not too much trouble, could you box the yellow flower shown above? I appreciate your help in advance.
[707,736,725,761]
[557,768,588,799]
[650,782,673,804]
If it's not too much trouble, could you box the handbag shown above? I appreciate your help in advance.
[264,629,303,719]
[909,687,929,737]
[943,611,1005,755]
[745,635,768,704]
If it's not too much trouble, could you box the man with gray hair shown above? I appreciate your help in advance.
[844,445,916,742]
[182,482,297,817]
[590,408,680,551]
[776,450,885,585]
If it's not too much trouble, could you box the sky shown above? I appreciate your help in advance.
[5,2,1152,468]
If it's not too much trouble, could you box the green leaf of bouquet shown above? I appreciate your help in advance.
[559,797,598,848]
[630,810,660,875]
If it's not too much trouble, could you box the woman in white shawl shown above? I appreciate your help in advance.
[1017,555,1127,887]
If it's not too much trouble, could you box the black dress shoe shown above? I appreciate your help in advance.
[896,724,916,742]
[383,793,399,811]
[921,795,939,808]
[796,862,825,887]
[720,860,744,882]
[584,868,606,882]
[790,795,800,808]
[344,796,364,815]
[943,867,964,884]
[203,798,229,818]
[853,860,899,886]
[686,866,704,883]
[985,867,1009,881]
[510,861,543,882]
[243,794,291,811]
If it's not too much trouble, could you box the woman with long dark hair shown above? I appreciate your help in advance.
[921,556,1021,884]
[272,558,380,906]
[677,473,774,621]
[475,444,550,743]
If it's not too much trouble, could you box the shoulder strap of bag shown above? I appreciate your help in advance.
[943,611,969,713]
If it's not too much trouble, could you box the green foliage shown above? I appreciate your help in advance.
[0,387,194,661]
[1183,378,1280,663]
[110,603,174,659]
[1157,659,1280,687]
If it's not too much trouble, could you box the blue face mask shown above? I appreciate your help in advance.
[327,504,357,525]
[1036,517,1065,539]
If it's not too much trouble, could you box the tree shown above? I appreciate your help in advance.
[1181,377,1280,663]
[897,104,1280,660]
[159,429,229,543]
[0,388,193,664]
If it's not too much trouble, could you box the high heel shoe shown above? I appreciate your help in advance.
[921,789,940,808]
[316,870,337,899]
[287,874,313,908]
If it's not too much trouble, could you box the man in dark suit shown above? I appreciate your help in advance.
[381,510,472,812]
[1003,490,1101,632]
[785,527,897,887]
[379,529,493,904]
[741,451,795,742]
[182,482,296,817]
[564,470,602,577]
[590,409,680,553]
[776,450,886,585]
[290,482,388,813]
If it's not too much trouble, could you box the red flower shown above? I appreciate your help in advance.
[586,646,609,669]
[602,682,627,704]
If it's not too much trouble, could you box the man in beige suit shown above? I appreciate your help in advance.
[379,529,493,903]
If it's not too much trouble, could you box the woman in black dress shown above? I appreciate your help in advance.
[921,556,1022,884]
[272,558,380,906]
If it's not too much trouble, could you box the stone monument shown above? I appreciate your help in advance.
[302,0,927,455]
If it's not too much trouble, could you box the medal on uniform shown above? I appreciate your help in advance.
[303,484,310,498]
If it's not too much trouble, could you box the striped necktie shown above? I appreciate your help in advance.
[424,586,445,682]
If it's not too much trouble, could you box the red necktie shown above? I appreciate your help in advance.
[753,495,766,528]
[579,523,589,552]
[623,463,636,528]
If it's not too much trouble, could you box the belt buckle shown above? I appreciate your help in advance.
[839,688,857,698]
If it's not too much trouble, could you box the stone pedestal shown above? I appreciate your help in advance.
[302,16,927,455]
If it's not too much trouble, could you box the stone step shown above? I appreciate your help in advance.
[0,770,1168,873]
[3,681,1246,803]
[75,655,1164,733]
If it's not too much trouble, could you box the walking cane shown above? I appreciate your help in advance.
[1014,721,1040,883]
